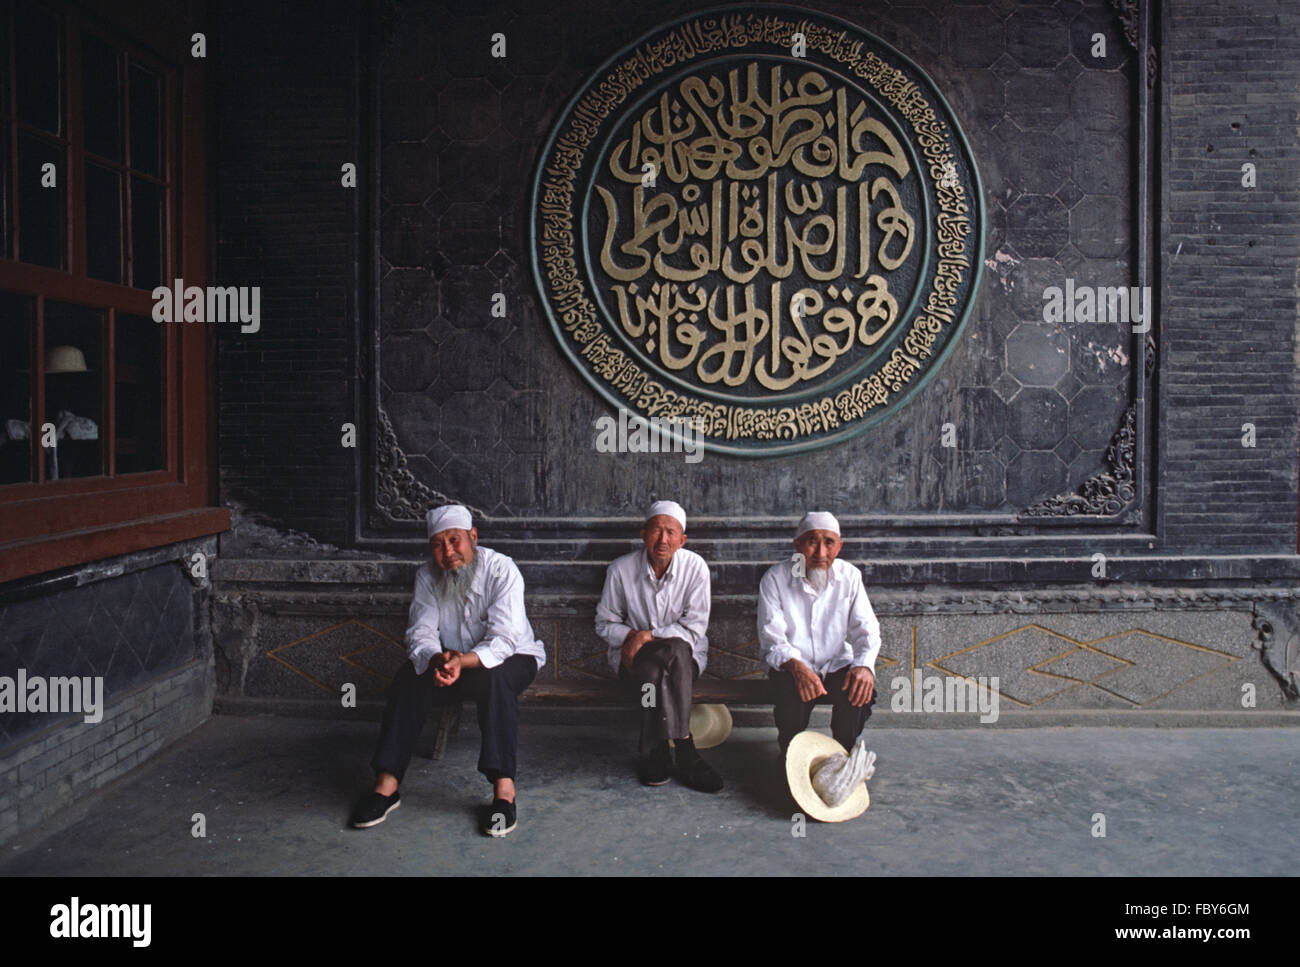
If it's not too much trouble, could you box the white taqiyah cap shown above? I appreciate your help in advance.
[646,500,686,531]
[426,504,473,538]
[795,511,840,540]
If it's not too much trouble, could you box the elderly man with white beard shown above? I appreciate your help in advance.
[757,512,882,755]
[349,504,545,837]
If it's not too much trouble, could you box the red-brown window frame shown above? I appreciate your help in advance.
[0,0,226,584]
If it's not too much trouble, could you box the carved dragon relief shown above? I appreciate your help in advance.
[1108,0,1158,86]
[373,404,481,526]
[1252,602,1300,701]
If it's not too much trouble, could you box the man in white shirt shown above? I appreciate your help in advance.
[757,511,882,754]
[350,504,546,837]
[595,500,722,792]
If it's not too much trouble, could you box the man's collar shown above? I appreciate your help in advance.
[467,547,489,597]
[643,548,677,582]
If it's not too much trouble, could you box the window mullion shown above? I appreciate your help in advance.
[33,293,45,483]
[65,15,85,277]
[7,3,18,260]
[123,50,133,286]
[105,306,116,476]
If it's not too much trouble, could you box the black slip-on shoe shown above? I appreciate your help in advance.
[675,739,724,793]
[481,798,517,837]
[677,755,724,793]
[637,741,673,786]
[350,790,400,828]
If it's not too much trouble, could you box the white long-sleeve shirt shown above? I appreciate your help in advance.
[757,555,882,677]
[595,547,711,675]
[404,546,546,675]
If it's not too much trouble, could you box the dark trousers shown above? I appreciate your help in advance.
[770,665,876,754]
[618,637,698,756]
[371,654,537,784]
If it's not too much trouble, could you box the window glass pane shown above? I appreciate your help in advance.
[43,301,102,480]
[114,313,162,473]
[0,126,8,259]
[131,176,162,290]
[17,132,63,268]
[85,162,121,282]
[128,63,161,177]
[0,8,10,120]
[82,32,121,161]
[15,2,61,135]
[0,292,34,484]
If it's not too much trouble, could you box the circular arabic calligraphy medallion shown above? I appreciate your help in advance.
[531,5,984,456]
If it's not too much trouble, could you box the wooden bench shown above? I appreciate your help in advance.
[429,676,825,758]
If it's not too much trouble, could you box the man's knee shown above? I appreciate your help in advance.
[659,636,692,660]
[388,660,426,698]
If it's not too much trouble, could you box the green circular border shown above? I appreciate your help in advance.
[529,4,986,458]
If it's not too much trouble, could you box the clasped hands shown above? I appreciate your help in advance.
[431,648,481,686]
[783,658,875,706]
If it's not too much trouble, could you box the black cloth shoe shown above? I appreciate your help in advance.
[674,736,724,793]
[481,798,517,837]
[637,740,673,786]
[350,790,400,828]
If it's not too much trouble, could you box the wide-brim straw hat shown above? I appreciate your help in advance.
[785,731,870,822]
[688,703,732,749]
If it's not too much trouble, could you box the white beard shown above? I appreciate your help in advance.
[807,566,830,593]
[433,552,478,606]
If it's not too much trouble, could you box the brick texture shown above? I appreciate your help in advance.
[1160,1,1300,552]
[215,0,364,545]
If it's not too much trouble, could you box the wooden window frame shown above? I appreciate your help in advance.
[0,0,226,584]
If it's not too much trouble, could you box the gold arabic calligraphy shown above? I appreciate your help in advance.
[594,64,916,391]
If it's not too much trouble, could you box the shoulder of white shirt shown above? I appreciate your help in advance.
[474,545,520,584]
[673,546,707,570]
[613,547,645,570]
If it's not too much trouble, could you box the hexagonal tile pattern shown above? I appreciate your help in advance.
[1006,323,1070,386]
[373,1,1142,517]
[1006,7,1071,70]
[946,6,1004,67]
[1006,194,1070,257]
[1068,384,1124,449]
[437,78,500,142]
[1006,448,1068,504]
[1007,386,1069,449]
[1004,72,1071,130]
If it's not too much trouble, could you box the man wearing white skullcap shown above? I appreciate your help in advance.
[595,500,722,792]
[757,511,882,753]
[350,504,546,837]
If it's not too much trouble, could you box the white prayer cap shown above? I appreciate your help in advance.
[795,511,840,540]
[426,504,473,538]
[645,500,687,531]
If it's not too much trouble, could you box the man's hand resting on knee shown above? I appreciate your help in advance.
[843,666,875,707]
[620,629,655,668]
[782,658,829,702]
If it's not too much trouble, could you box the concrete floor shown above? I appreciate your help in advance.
[3,715,1298,876]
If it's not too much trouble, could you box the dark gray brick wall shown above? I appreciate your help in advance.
[0,539,217,846]
[210,0,1300,562]
[1160,1,1300,553]
[0,660,211,847]
[215,0,364,545]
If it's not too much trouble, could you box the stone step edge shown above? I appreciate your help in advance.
[211,696,1300,729]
